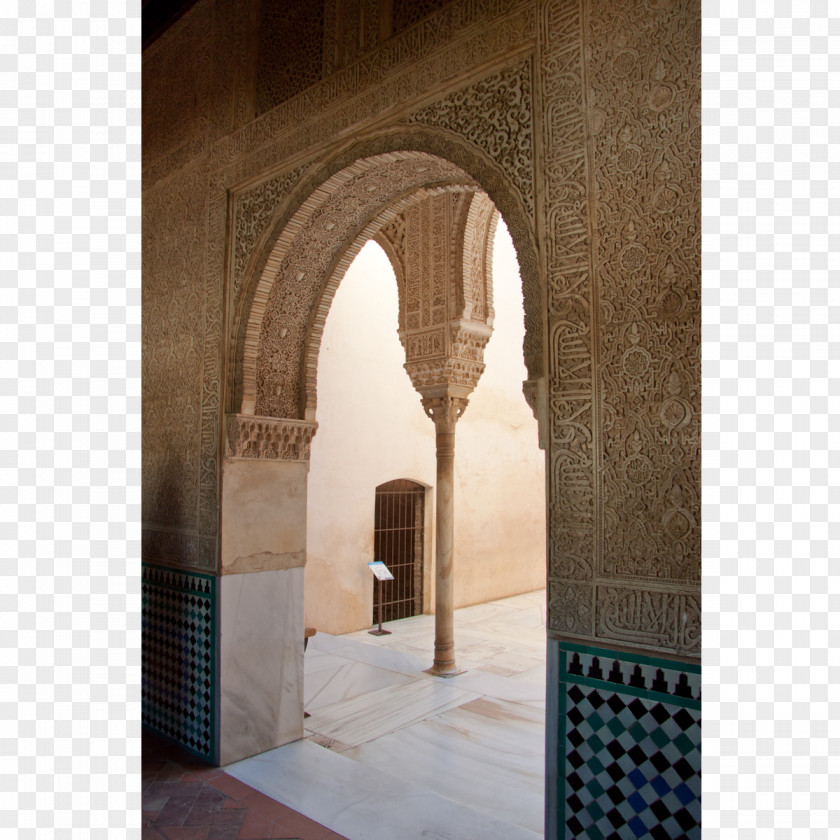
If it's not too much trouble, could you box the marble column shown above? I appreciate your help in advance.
[422,395,468,676]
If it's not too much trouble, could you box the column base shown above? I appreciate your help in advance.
[425,662,466,678]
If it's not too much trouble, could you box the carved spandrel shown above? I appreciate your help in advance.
[232,167,306,305]
[408,60,535,220]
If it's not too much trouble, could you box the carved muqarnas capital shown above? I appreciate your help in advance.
[226,414,318,461]
[421,395,469,434]
[403,320,492,400]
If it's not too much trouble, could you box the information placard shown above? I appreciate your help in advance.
[368,561,395,581]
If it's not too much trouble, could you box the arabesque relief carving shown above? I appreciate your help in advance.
[230,52,543,420]
[143,158,213,571]
[596,587,701,655]
[541,0,597,624]
[588,0,700,591]
[377,190,496,401]
[255,2,325,115]
[232,167,306,305]
[409,60,534,221]
[541,0,699,655]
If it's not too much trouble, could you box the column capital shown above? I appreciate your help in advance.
[421,395,469,434]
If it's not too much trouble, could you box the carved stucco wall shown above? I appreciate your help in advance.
[143,0,699,658]
[541,0,700,656]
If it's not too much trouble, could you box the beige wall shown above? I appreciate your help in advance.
[305,221,546,635]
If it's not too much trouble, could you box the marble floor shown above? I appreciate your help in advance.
[226,589,547,840]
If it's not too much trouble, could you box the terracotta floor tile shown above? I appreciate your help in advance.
[182,806,217,827]
[236,811,277,840]
[271,811,331,838]
[206,774,257,802]
[157,761,189,783]
[235,793,286,819]
[220,798,244,810]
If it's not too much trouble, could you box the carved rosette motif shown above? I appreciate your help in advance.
[225,414,318,461]
[548,581,593,637]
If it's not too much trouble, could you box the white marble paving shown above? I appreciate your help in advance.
[226,739,542,840]
[343,696,545,834]
[308,631,430,676]
[304,659,415,713]
[445,668,545,706]
[306,677,478,747]
[227,588,548,840]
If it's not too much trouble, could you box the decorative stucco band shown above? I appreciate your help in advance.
[225,414,318,461]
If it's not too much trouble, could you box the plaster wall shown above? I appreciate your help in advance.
[306,222,545,636]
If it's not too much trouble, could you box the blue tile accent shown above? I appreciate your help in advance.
[559,642,700,839]
[142,564,216,761]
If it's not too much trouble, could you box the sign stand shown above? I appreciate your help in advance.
[368,561,394,636]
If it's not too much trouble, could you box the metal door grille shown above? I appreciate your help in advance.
[373,479,425,623]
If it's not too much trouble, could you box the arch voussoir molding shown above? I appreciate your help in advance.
[227,125,544,426]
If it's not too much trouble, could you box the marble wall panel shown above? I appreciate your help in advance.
[219,567,305,765]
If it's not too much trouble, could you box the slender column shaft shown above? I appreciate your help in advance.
[431,427,456,673]
[423,395,467,677]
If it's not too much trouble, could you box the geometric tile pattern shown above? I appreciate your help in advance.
[142,564,216,761]
[558,643,701,840]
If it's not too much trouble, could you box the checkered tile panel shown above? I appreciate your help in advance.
[142,565,216,759]
[563,684,700,840]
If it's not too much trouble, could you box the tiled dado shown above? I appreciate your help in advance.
[555,642,700,840]
[142,564,217,762]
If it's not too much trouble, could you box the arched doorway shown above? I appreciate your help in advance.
[218,140,547,766]
[373,479,426,624]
